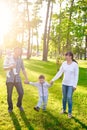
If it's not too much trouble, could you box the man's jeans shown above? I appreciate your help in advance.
[6,82,24,110]
[62,85,73,114]
[37,96,48,109]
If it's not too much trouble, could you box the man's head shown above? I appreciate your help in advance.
[39,75,45,84]
[14,47,22,58]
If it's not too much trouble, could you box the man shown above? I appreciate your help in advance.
[4,47,29,113]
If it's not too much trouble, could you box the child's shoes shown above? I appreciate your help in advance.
[34,106,40,112]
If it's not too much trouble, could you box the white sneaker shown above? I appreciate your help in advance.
[68,114,72,118]
[60,110,66,114]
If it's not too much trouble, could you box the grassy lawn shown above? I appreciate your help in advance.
[0,58,87,130]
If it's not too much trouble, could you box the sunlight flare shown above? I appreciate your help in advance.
[0,3,12,44]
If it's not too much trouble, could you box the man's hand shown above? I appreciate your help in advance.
[50,81,54,85]
[24,80,29,84]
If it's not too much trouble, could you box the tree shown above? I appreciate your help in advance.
[66,0,74,51]
[25,0,32,59]
[32,2,42,55]
[43,0,51,61]
[46,1,53,57]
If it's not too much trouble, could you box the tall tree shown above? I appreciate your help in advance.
[43,0,51,61]
[66,0,74,51]
[46,1,53,57]
[32,2,42,55]
[25,0,31,59]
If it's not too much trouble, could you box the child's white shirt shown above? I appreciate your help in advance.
[29,81,51,96]
[4,55,15,68]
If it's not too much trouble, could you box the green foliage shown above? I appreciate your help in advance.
[50,0,87,57]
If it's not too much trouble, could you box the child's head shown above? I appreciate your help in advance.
[39,75,45,84]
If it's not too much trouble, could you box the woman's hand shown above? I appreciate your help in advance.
[73,87,76,91]
[50,81,54,85]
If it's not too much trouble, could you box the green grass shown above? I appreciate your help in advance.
[0,58,87,130]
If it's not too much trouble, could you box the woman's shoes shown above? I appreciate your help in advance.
[68,114,72,118]
[60,110,72,118]
[60,110,66,114]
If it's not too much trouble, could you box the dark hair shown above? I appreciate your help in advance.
[65,51,78,64]
[39,75,45,79]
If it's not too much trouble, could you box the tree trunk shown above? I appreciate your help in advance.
[36,26,39,56]
[31,28,33,55]
[58,0,62,54]
[84,35,87,60]
[66,0,74,51]
[43,0,50,61]
[46,1,53,58]
[26,0,31,59]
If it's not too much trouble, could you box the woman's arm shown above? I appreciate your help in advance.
[51,64,64,83]
[73,64,79,88]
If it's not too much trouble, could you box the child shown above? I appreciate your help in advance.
[24,75,52,112]
[3,49,18,78]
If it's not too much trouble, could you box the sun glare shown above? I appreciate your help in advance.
[0,3,12,44]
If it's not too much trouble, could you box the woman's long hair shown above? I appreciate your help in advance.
[65,51,78,64]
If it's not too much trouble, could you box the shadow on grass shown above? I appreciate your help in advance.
[10,112,21,130]
[20,111,34,130]
[72,116,87,129]
[40,111,67,130]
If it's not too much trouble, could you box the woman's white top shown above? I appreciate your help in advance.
[52,61,79,88]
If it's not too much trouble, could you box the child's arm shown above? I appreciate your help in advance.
[46,82,53,88]
[24,81,38,87]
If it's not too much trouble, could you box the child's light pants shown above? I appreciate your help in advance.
[37,96,48,110]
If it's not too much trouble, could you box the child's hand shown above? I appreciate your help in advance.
[50,81,54,85]
[24,80,29,84]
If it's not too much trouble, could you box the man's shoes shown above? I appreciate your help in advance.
[8,108,12,113]
[34,106,40,112]
[18,106,24,112]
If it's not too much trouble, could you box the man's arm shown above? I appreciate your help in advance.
[21,59,29,82]
[4,65,16,71]
[22,69,29,82]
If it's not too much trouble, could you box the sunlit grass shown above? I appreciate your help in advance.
[0,58,87,130]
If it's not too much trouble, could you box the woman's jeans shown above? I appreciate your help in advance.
[37,96,48,110]
[62,85,73,114]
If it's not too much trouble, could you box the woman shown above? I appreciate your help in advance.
[50,52,79,118]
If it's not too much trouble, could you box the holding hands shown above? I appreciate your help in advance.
[24,80,29,84]
[50,80,54,85]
